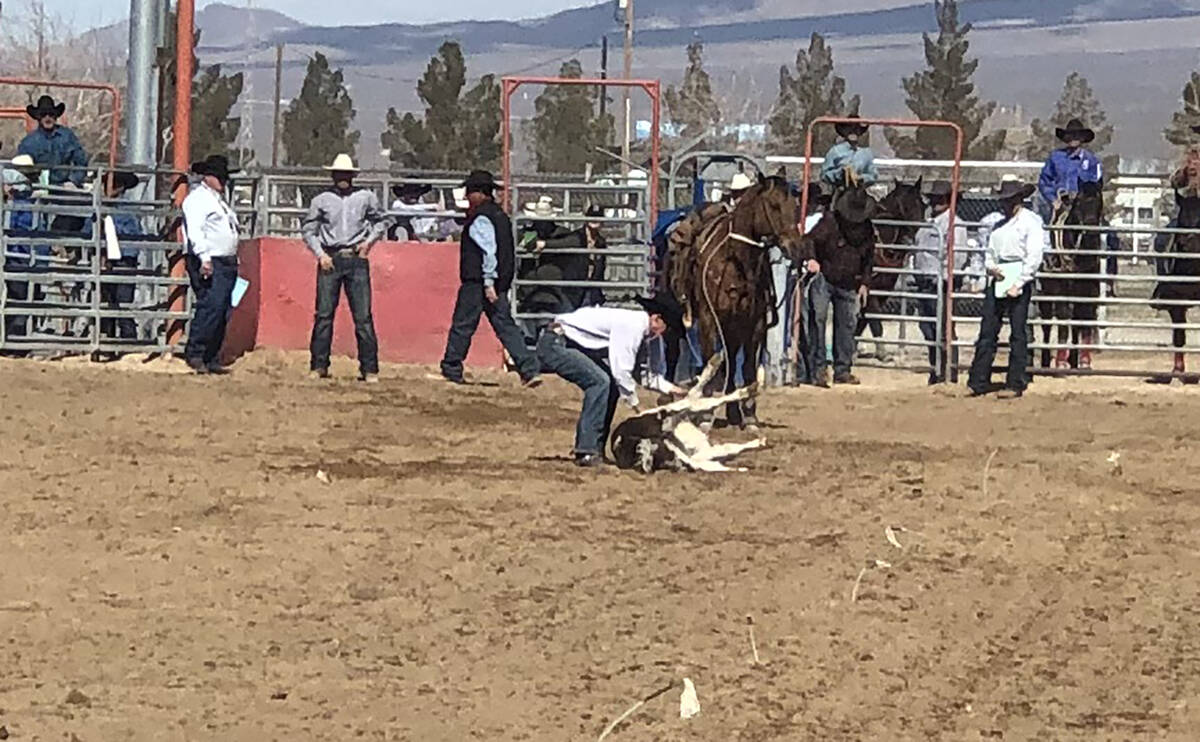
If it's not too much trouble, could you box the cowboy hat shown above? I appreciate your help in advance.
[106,170,141,193]
[190,154,238,184]
[635,293,684,332]
[995,179,1036,202]
[834,115,869,138]
[9,154,36,170]
[391,182,432,200]
[522,195,561,219]
[1055,118,1095,144]
[26,95,65,120]
[462,169,499,195]
[833,186,877,223]
[729,172,754,192]
[924,179,959,201]
[323,153,359,172]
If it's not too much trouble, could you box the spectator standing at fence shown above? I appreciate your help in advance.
[18,96,88,190]
[181,155,241,375]
[820,115,878,188]
[536,297,685,468]
[389,182,437,241]
[83,171,144,345]
[531,203,609,310]
[967,180,1046,399]
[912,181,971,385]
[804,186,873,387]
[439,169,541,387]
[3,157,40,344]
[1037,118,1102,223]
[302,154,388,383]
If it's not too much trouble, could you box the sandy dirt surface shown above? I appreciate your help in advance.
[2,350,1200,741]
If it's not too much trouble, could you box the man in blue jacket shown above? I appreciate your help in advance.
[18,95,88,188]
[1037,118,1103,222]
[820,115,878,188]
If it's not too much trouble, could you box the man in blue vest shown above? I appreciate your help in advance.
[439,170,541,386]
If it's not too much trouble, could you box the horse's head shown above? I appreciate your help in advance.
[831,184,878,227]
[731,173,803,258]
[1178,191,1200,229]
[1068,180,1105,225]
[879,178,926,223]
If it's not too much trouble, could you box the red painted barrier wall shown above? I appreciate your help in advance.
[224,238,502,367]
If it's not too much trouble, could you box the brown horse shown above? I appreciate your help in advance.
[672,175,803,427]
[1039,181,1104,370]
[856,179,926,356]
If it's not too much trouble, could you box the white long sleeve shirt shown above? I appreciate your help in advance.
[553,306,673,408]
[913,208,972,277]
[182,183,240,260]
[982,207,1046,289]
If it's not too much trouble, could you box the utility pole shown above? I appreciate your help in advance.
[620,0,633,175]
[599,35,608,118]
[271,43,283,167]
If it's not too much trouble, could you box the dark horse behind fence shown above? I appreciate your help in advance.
[856,179,926,356]
[1150,190,1200,382]
[1039,180,1104,370]
[669,175,803,428]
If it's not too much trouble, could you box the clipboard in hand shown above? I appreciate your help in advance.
[994,262,1023,298]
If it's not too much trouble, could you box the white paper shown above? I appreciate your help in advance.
[231,277,250,307]
[103,215,122,260]
[994,262,1023,298]
[680,678,701,720]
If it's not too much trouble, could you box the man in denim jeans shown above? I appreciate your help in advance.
[536,297,685,468]
[302,154,390,383]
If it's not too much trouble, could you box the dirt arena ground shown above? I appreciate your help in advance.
[2,350,1200,741]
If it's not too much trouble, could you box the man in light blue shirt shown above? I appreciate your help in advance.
[821,116,878,188]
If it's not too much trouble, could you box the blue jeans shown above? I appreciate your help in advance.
[968,281,1033,393]
[185,254,238,365]
[807,275,859,379]
[309,252,379,374]
[536,330,619,456]
[441,282,539,382]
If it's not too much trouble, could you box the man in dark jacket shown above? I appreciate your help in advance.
[439,170,541,386]
[804,186,875,386]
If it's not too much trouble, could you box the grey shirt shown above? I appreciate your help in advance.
[301,188,390,258]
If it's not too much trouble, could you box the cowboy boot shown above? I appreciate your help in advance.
[1054,348,1071,370]
[1175,352,1186,375]
[1078,330,1094,369]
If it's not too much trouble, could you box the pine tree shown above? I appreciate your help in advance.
[281,52,359,167]
[663,42,721,139]
[1164,71,1200,148]
[380,41,500,170]
[885,0,1005,160]
[1023,73,1116,177]
[767,33,860,156]
[190,64,246,165]
[157,10,247,166]
[528,59,614,173]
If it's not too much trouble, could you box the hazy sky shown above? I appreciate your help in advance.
[28,0,598,28]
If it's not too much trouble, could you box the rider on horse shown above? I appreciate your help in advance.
[820,115,878,189]
[1037,118,1103,223]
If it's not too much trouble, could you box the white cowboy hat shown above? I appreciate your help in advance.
[522,195,560,219]
[10,154,35,168]
[452,187,469,210]
[323,153,359,172]
[729,172,754,192]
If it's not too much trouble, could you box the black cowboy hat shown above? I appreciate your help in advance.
[995,179,1037,202]
[107,170,141,193]
[26,94,66,120]
[462,169,500,195]
[635,294,685,333]
[391,182,432,199]
[190,154,238,184]
[924,179,959,201]
[833,186,877,223]
[1055,118,1095,144]
[834,115,869,138]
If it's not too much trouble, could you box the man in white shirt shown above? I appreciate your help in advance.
[182,155,241,375]
[967,180,1046,399]
[912,180,971,384]
[536,297,685,468]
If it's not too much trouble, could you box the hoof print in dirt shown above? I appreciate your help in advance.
[270,690,289,701]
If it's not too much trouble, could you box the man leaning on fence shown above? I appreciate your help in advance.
[302,154,388,383]
[182,155,241,375]
[439,169,541,387]
[912,180,971,385]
